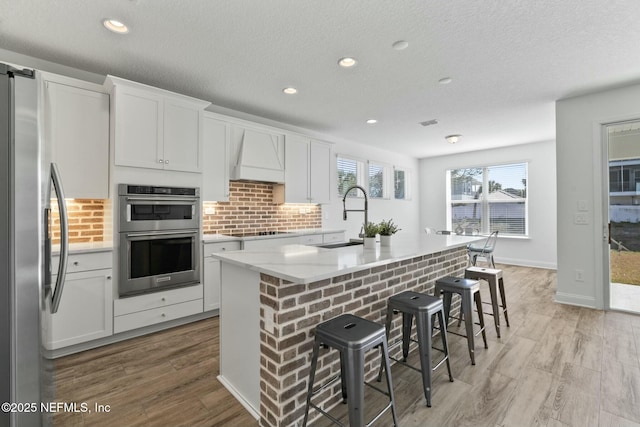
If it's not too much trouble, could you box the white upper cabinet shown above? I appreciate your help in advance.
[42,76,110,199]
[202,112,230,201]
[284,134,331,204]
[105,75,210,173]
[284,134,310,202]
[163,98,203,172]
[309,140,332,204]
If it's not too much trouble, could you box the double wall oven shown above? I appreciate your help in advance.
[118,184,200,297]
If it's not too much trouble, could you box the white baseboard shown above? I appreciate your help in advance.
[555,291,597,308]
[496,257,557,270]
[217,375,260,420]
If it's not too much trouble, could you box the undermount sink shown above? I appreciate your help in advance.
[317,240,364,249]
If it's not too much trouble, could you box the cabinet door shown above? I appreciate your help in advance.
[242,236,300,250]
[44,81,110,199]
[285,135,310,203]
[309,140,332,204]
[203,256,221,311]
[163,98,202,173]
[113,85,164,169]
[202,114,229,201]
[48,269,113,349]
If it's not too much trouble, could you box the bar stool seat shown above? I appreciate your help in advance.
[378,291,453,407]
[465,267,510,338]
[434,277,488,365]
[303,314,398,427]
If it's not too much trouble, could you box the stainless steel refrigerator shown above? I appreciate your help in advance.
[1,63,69,427]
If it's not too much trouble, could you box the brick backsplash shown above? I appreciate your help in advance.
[258,247,467,427]
[51,199,107,244]
[203,181,322,235]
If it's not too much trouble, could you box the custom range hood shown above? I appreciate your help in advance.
[232,127,285,183]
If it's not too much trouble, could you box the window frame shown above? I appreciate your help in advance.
[447,162,529,237]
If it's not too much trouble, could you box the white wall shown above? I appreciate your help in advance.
[419,140,557,269]
[321,141,420,240]
[556,82,640,309]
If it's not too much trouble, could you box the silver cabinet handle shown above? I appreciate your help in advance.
[165,160,169,164]
[161,297,166,301]
[73,261,79,266]
[107,276,112,280]
[158,159,164,164]
[161,313,166,317]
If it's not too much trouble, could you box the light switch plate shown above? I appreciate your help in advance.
[574,213,589,225]
[577,200,588,212]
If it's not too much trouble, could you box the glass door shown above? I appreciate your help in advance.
[607,120,640,313]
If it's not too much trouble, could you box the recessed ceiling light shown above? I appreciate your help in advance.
[392,40,409,50]
[103,19,129,34]
[439,77,453,85]
[445,134,461,144]
[283,87,298,95]
[338,57,358,68]
[366,119,378,124]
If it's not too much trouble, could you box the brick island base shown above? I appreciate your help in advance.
[218,246,467,427]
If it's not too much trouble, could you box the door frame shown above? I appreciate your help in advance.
[596,116,640,311]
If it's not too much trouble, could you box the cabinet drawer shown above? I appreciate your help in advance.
[203,240,241,256]
[113,284,203,316]
[114,299,203,333]
[53,251,112,273]
[323,232,345,244]
[299,234,322,245]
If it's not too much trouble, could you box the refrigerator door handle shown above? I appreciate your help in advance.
[50,163,68,314]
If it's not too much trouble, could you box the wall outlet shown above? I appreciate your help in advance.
[575,269,584,282]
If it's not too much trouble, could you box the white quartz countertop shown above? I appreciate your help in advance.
[53,241,113,255]
[202,229,346,243]
[212,234,482,284]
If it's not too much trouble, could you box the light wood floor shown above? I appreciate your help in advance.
[55,265,640,427]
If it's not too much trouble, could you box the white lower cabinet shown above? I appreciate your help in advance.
[323,232,345,243]
[299,234,323,245]
[203,240,241,312]
[113,284,204,333]
[47,252,113,350]
[242,236,300,250]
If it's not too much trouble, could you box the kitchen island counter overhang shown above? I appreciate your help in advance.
[213,234,481,427]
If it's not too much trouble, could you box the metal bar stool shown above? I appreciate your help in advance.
[377,291,453,407]
[302,314,399,427]
[434,277,488,365]
[465,266,510,338]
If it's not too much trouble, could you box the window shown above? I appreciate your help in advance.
[337,156,408,200]
[337,156,365,197]
[368,162,385,198]
[609,160,640,193]
[394,168,409,200]
[448,162,528,236]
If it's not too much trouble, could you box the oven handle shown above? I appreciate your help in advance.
[125,196,198,203]
[125,230,199,239]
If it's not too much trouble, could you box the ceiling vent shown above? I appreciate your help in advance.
[419,119,438,127]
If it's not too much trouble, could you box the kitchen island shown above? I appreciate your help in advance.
[213,234,481,427]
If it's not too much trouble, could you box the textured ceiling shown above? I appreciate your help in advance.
[1,0,640,158]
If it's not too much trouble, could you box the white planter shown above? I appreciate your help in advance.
[380,235,392,247]
[363,237,377,249]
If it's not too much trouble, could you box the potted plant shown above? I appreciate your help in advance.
[378,219,401,246]
[362,222,379,249]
